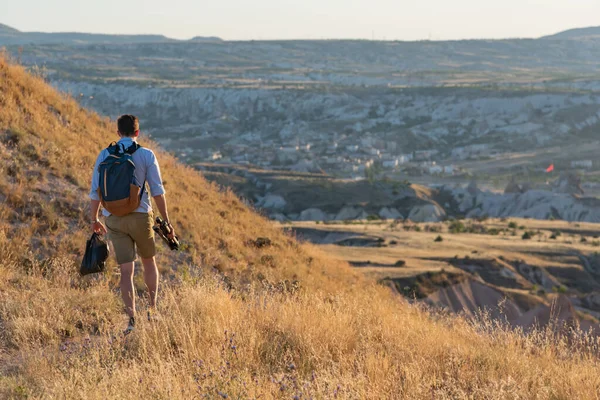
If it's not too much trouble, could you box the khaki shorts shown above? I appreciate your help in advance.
[105,212,156,264]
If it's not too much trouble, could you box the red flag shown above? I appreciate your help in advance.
[546,164,554,173]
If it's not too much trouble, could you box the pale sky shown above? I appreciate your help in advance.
[1,0,599,41]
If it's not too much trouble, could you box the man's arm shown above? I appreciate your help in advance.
[146,150,174,238]
[90,199,107,235]
[153,194,170,224]
[89,151,107,234]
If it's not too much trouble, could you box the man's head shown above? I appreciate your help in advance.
[117,114,140,138]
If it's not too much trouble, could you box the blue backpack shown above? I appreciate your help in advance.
[96,142,145,216]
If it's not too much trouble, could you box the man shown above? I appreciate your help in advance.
[89,114,175,334]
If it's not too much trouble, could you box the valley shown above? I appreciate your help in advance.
[288,218,600,331]
[4,24,600,194]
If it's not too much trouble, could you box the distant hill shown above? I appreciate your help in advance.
[542,26,600,40]
[0,22,222,45]
[189,36,223,43]
[0,23,20,34]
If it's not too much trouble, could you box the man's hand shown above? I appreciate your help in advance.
[92,221,107,235]
[166,221,176,240]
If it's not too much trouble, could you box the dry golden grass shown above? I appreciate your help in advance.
[1,55,600,399]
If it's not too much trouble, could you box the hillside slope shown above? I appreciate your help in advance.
[1,56,600,399]
[543,26,600,40]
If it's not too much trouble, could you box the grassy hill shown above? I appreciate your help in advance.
[1,54,600,398]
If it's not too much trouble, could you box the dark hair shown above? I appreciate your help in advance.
[117,114,140,137]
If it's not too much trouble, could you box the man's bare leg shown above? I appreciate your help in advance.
[141,257,159,309]
[120,262,136,318]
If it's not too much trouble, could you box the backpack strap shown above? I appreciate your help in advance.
[125,142,142,155]
[106,142,142,155]
[106,141,119,155]
[140,179,146,200]
[124,142,145,199]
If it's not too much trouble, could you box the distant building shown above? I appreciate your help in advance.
[428,165,443,175]
[443,165,455,175]
[382,159,399,168]
[360,137,374,147]
[451,144,490,160]
[571,160,593,169]
[414,149,439,161]
[398,154,413,164]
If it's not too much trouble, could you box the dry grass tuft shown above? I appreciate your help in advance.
[1,55,600,399]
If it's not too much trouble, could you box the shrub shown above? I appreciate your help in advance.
[434,235,443,242]
[531,284,539,292]
[475,214,489,222]
[553,286,568,294]
[508,221,518,229]
[449,221,466,234]
[522,232,532,240]
[425,225,441,233]
[394,260,406,267]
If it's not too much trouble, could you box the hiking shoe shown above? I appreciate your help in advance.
[123,316,136,335]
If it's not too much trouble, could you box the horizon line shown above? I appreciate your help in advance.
[2,21,597,43]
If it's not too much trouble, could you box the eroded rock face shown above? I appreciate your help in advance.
[514,295,584,332]
[269,213,288,222]
[334,206,364,221]
[408,204,446,222]
[298,208,327,221]
[379,207,403,220]
[553,173,584,195]
[445,186,600,222]
[515,262,561,290]
[425,280,523,321]
[259,179,600,223]
[258,194,287,210]
[504,181,523,194]
[581,293,600,311]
